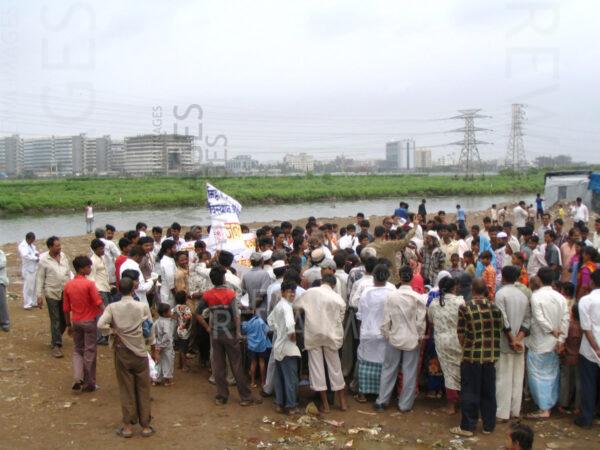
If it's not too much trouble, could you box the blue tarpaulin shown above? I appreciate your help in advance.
[589,173,600,193]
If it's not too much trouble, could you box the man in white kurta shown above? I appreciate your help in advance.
[120,247,155,307]
[294,275,347,411]
[18,233,39,309]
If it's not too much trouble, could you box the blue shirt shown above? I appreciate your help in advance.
[535,198,543,209]
[242,315,272,353]
[457,208,466,221]
[394,207,408,220]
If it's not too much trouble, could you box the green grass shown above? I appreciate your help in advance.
[0,173,544,214]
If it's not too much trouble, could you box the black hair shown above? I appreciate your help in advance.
[138,236,154,246]
[592,270,600,288]
[175,291,187,305]
[321,274,337,288]
[501,265,520,284]
[280,280,297,293]
[364,256,378,274]
[157,303,171,317]
[399,266,413,283]
[194,240,206,249]
[124,230,139,241]
[561,281,576,298]
[118,237,132,251]
[90,238,105,251]
[334,251,348,269]
[25,231,36,240]
[283,268,302,285]
[171,222,182,231]
[135,222,147,231]
[509,423,533,450]
[480,250,492,259]
[209,265,226,286]
[121,268,140,281]
[105,224,116,232]
[438,276,457,307]
[372,263,390,283]
[46,236,60,248]
[537,267,555,286]
[151,226,163,234]
[119,277,134,295]
[218,250,234,267]
[156,239,176,262]
[360,219,370,228]
[374,226,386,238]
[73,255,92,272]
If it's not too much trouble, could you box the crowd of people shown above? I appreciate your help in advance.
[2,195,599,445]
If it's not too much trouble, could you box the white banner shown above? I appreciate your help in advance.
[205,183,255,268]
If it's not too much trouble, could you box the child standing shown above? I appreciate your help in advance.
[155,303,175,386]
[172,291,193,372]
[463,251,476,278]
[267,280,301,414]
[558,283,581,415]
[480,251,497,300]
[242,312,272,388]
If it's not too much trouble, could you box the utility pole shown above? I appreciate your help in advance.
[447,109,491,178]
[505,103,527,172]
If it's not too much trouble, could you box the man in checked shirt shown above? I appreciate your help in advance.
[450,278,504,437]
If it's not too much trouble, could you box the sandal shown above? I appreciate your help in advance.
[449,426,474,437]
[526,410,551,420]
[141,426,156,438]
[115,427,133,438]
[240,398,263,407]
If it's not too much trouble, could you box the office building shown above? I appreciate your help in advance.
[284,153,314,172]
[386,139,415,170]
[0,134,23,176]
[123,134,195,175]
[415,148,432,169]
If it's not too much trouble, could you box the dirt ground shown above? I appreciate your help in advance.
[1,209,599,449]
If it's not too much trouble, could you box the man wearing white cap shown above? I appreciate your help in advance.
[302,248,325,289]
[242,252,273,320]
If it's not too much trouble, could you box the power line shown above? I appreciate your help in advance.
[504,103,527,172]
[446,109,492,177]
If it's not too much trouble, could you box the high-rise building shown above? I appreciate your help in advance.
[123,134,195,175]
[109,140,124,173]
[283,153,314,172]
[386,139,415,170]
[0,135,24,176]
[23,134,89,176]
[415,148,432,169]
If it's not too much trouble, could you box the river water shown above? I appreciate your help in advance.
[0,193,532,244]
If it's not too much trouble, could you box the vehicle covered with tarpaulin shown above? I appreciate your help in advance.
[589,172,600,214]
[543,171,592,208]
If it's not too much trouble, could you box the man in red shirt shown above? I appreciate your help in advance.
[64,255,104,393]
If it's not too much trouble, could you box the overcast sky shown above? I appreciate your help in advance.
[1,0,598,162]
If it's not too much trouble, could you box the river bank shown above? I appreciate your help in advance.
[0,173,543,214]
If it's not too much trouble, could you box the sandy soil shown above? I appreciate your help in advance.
[1,208,599,449]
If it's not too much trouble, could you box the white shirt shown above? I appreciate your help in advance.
[349,274,395,309]
[18,240,39,274]
[579,288,600,365]
[593,232,600,251]
[357,285,396,363]
[159,255,177,305]
[381,285,427,351]
[335,269,349,303]
[572,204,589,223]
[526,286,569,353]
[294,284,346,351]
[527,246,547,278]
[513,206,528,228]
[100,238,120,284]
[161,236,186,251]
[120,258,153,305]
[267,298,301,361]
[85,205,93,219]
[338,234,358,251]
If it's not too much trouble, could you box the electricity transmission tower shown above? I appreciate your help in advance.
[505,103,527,172]
[447,109,491,178]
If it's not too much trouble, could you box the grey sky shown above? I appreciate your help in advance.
[1,0,599,162]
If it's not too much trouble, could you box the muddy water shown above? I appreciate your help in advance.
[0,193,531,244]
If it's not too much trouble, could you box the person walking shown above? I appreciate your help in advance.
[97,277,156,438]
[36,236,72,358]
[18,232,39,310]
[84,201,94,234]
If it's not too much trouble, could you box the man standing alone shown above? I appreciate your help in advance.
[18,232,39,310]
[36,236,72,358]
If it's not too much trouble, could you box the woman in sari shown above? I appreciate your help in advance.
[422,270,451,400]
[355,263,395,402]
[577,246,599,299]
[427,275,465,414]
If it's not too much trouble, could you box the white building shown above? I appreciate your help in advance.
[226,154,258,173]
[415,148,432,169]
[123,134,195,175]
[386,139,415,170]
[0,135,24,176]
[109,140,124,173]
[284,153,314,172]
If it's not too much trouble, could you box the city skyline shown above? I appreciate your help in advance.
[1,1,599,163]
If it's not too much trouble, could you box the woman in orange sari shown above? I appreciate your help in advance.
[576,246,599,299]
